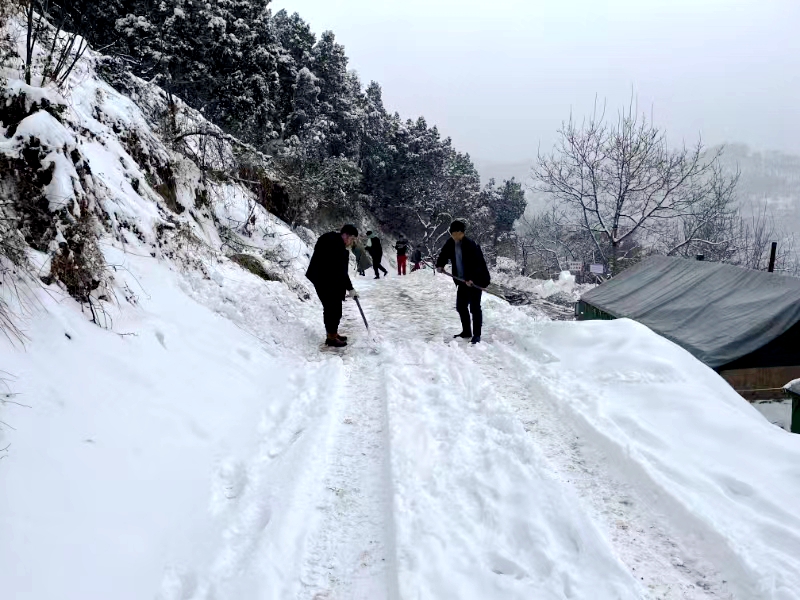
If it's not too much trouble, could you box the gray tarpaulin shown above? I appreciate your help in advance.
[579,256,800,368]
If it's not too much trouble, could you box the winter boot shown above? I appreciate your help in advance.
[470,335,481,344]
[335,333,348,342]
[325,334,347,347]
[453,331,472,339]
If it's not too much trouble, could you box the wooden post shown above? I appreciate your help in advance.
[768,242,777,272]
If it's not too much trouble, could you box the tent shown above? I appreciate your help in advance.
[577,255,800,400]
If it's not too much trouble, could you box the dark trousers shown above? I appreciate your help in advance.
[456,284,482,336]
[314,285,343,335]
[372,255,388,277]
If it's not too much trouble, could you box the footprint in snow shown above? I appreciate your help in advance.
[488,553,529,580]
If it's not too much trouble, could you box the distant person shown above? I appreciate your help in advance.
[395,234,410,275]
[411,245,423,271]
[352,240,372,276]
[435,220,490,344]
[305,224,360,347]
[365,230,389,279]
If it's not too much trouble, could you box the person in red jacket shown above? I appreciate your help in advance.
[305,224,359,347]
[395,234,410,275]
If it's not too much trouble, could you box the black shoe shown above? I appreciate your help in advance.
[471,335,481,344]
[374,276,380,279]
[336,334,348,342]
[454,331,472,339]
[325,337,347,347]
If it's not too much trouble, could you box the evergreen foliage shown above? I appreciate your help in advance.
[63,1,523,252]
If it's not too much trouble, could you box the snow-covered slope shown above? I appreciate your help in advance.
[3,19,800,600]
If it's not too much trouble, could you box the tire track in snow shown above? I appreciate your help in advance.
[382,273,734,599]
[295,307,397,600]
[357,275,644,599]
[161,361,346,600]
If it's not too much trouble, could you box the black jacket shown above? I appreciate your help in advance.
[411,249,422,263]
[305,231,354,298]
[366,235,383,258]
[435,236,490,288]
[395,238,409,256]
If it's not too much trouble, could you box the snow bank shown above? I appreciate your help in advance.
[0,19,322,600]
[497,314,800,599]
[492,269,592,300]
[0,252,306,600]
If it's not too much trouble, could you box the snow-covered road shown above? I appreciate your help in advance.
[4,260,800,600]
[171,270,730,599]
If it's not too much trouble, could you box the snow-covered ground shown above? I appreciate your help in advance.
[3,259,800,599]
[754,400,793,431]
[490,270,593,320]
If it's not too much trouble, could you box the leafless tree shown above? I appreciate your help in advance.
[19,1,89,87]
[516,205,578,276]
[533,99,739,274]
[727,204,798,274]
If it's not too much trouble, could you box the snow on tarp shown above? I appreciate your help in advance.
[579,255,800,368]
[785,378,800,396]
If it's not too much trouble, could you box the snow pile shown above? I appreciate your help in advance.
[493,269,593,302]
[785,378,800,396]
[494,256,519,274]
[0,251,315,600]
[492,307,800,599]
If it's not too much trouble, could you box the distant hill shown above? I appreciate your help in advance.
[479,147,800,236]
[713,144,800,235]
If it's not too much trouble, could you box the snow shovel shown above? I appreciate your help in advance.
[424,261,509,302]
[354,296,369,330]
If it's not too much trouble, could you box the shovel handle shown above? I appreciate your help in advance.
[354,296,369,330]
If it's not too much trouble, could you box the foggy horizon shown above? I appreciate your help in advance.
[270,0,800,171]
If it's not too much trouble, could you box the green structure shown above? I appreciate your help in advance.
[577,255,800,409]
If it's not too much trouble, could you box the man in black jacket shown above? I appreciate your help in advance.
[306,224,359,347]
[365,231,388,279]
[411,246,423,271]
[435,220,490,344]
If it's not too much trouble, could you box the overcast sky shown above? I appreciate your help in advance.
[271,0,800,175]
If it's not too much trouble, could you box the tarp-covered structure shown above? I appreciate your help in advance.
[577,256,800,371]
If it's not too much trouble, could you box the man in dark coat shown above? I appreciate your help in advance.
[411,246,423,271]
[435,220,490,344]
[306,224,359,347]
[365,230,389,279]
